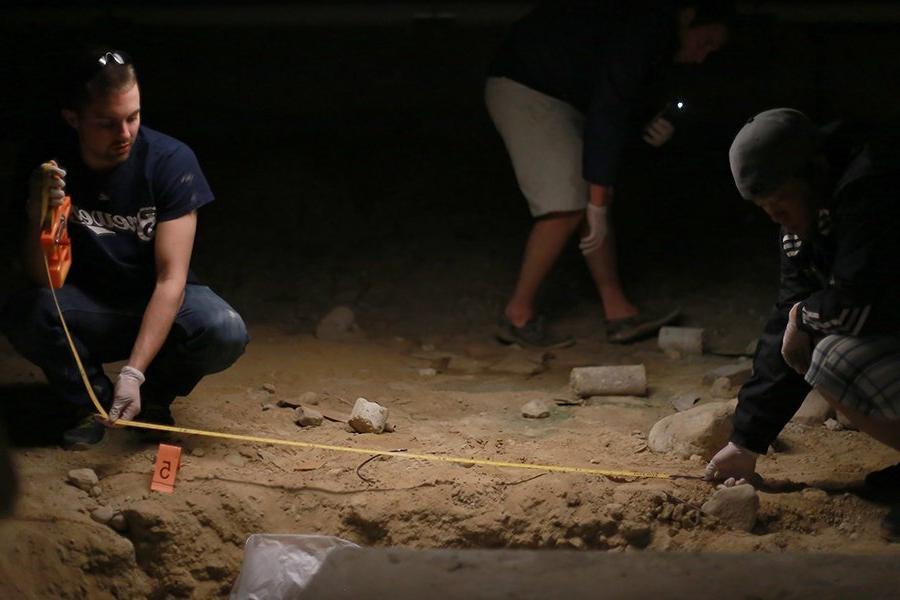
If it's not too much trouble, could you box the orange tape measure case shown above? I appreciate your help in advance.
[40,194,73,289]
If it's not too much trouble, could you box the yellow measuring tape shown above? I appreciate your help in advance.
[43,259,679,481]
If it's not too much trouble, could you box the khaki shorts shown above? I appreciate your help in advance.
[485,77,589,217]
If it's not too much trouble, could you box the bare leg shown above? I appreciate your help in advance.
[818,387,900,451]
[581,221,638,321]
[505,210,583,327]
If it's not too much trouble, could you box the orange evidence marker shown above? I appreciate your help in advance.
[150,444,182,494]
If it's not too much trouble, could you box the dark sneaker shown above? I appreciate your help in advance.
[865,463,900,494]
[496,315,575,349]
[881,505,900,543]
[605,308,681,344]
[62,412,106,450]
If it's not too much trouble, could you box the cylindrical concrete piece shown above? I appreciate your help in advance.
[658,326,705,355]
[570,365,647,397]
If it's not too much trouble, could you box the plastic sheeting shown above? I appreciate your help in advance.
[230,534,359,599]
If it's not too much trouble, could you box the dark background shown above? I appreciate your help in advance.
[3,2,900,336]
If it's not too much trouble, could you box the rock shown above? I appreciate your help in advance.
[658,327,705,356]
[648,400,737,459]
[348,397,389,434]
[261,403,277,411]
[261,383,276,394]
[91,506,116,525]
[825,418,843,431]
[670,393,700,412]
[570,365,647,398]
[702,361,753,387]
[278,391,320,408]
[316,306,365,342]
[294,407,324,427]
[67,468,99,492]
[701,484,759,532]
[488,350,549,376]
[418,368,438,377]
[521,400,552,419]
[109,513,127,532]
[792,390,835,426]
[709,377,736,399]
[191,448,206,457]
[91,486,102,498]
[224,453,248,468]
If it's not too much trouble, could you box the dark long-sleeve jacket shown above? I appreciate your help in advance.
[732,136,900,454]
[489,1,678,186]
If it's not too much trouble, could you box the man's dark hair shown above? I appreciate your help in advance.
[686,0,737,26]
[59,46,137,112]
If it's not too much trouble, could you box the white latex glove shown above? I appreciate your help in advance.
[579,203,608,255]
[107,366,145,424]
[642,116,675,147]
[704,442,758,482]
[27,161,66,224]
[782,303,812,375]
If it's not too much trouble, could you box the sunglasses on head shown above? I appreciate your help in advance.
[96,50,131,67]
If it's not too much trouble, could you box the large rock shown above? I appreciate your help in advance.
[316,306,365,342]
[792,390,835,426]
[348,398,389,434]
[701,484,759,532]
[648,400,737,459]
[67,468,99,492]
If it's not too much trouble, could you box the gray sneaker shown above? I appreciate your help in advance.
[496,315,575,349]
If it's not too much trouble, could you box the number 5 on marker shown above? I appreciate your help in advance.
[151,444,182,494]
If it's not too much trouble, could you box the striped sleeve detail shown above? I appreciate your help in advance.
[800,304,872,335]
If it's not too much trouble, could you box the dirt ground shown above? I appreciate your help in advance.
[2,11,900,599]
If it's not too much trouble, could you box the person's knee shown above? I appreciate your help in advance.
[809,334,845,379]
[537,209,585,232]
[190,307,249,373]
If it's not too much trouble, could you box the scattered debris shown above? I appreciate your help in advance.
[648,400,737,459]
[521,400,552,419]
[702,361,753,387]
[261,383,276,394]
[66,468,98,493]
[191,448,206,458]
[225,453,248,468]
[261,403,277,411]
[554,397,584,407]
[825,418,844,431]
[109,512,127,532]
[294,407,324,427]
[658,326,705,356]
[90,486,102,498]
[278,391,321,409]
[670,393,701,412]
[570,365,647,397]
[792,390,835,426]
[701,484,759,532]
[348,397,389,434]
[316,305,365,342]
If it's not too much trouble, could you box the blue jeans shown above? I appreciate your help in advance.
[1,284,249,408]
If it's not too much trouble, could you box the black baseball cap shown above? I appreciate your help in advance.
[729,108,821,200]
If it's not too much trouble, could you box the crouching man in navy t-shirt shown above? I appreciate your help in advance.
[2,48,249,448]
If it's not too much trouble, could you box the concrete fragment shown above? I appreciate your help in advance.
[658,327,705,356]
[648,400,737,459]
[701,484,759,532]
[294,407,324,427]
[702,361,753,387]
[670,393,700,412]
[348,397,389,434]
[316,305,365,342]
[521,400,551,419]
[91,506,116,525]
[570,365,647,398]
[792,390,835,426]
[67,468,98,492]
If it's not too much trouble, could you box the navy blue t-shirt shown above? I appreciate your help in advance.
[489,1,679,185]
[55,126,213,298]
